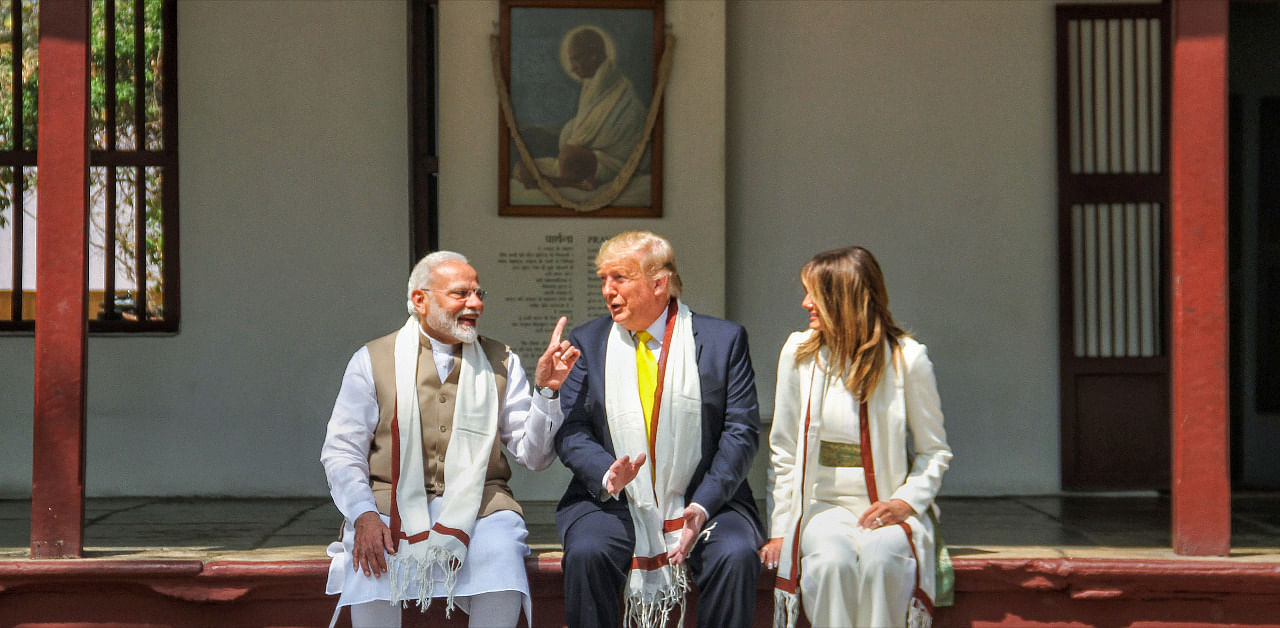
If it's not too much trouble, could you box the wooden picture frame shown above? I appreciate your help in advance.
[498,0,664,217]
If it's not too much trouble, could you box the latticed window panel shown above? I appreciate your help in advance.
[1071,202,1163,358]
[1066,17,1162,175]
[1059,9,1168,359]
[0,0,177,332]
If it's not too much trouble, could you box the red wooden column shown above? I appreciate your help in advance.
[30,0,91,559]
[1169,0,1230,556]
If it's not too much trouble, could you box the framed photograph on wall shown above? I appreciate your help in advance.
[498,0,664,217]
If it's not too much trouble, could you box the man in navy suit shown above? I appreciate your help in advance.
[555,231,764,628]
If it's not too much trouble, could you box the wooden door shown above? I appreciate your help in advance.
[1057,5,1170,490]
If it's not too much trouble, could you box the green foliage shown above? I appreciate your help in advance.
[0,0,40,228]
[1,0,166,315]
[90,0,165,150]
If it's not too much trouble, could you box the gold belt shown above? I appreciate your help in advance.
[818,440,862,467]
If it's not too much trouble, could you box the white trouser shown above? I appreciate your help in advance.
[349,589,524,628]
[799,501,916,628]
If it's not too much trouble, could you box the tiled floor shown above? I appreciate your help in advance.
[3,494,1280,562]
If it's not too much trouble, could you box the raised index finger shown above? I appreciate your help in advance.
[548,316,568,348]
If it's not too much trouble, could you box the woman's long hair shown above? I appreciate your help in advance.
[795,246,907,402]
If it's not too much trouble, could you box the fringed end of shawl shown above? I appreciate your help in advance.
[772,588,800,628]
[623,564,691,628]
[907,595,933,628]
[387,544,463,617]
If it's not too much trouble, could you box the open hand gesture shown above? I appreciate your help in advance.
[669,504,709,565]
[535,316,580,391]
[604,453,647,495]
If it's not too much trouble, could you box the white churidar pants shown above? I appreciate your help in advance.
[326,498,531,628]
[799,465,916,628]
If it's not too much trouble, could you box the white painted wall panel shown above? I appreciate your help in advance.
[0,0,1066,498]
[726,0,1061,495]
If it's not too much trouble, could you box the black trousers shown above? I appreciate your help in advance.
[561,505,763,628]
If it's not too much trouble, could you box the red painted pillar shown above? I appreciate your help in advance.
[31,0,91,559]
[1169,0,1230,556]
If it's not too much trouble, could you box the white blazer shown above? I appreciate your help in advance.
[768,330,953,601]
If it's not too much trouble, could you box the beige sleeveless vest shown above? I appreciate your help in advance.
[364,329,521,519]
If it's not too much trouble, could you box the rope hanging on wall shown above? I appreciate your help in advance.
[490,29,675,213]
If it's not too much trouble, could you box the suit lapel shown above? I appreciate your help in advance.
[591,322,610,406]
[590,320,615,454]
[692,315,703,365]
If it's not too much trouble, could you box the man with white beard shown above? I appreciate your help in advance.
[321,250,579,627]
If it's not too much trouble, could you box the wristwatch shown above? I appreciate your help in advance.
[536,385,559,399]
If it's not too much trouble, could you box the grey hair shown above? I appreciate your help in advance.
[406,250,468,313]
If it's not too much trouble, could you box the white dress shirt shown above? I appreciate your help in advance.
[321,330,564,523]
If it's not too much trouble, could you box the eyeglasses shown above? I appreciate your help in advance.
[426,288,487,302]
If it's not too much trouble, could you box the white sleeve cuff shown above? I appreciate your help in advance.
[689,502,709,521]
[531,393,563,433]
[601,470,619,501]
[344,498,380,524]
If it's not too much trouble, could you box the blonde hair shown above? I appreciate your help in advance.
[594,231,683,298]
[796,246,907,403]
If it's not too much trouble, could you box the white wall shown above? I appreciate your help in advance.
[0,0,1067,498]
[727,0,1061,495]
[1,0,412,497]
[436,1,729,499]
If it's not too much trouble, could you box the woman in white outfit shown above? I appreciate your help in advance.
[760,246,953,628]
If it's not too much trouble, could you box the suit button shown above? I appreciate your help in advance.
[438,394,447,403]
[437,455,445,462]
[439,425,447,432]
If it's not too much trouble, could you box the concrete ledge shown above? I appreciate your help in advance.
[5,554,1280,627]
[955,556,1280,595]
[947,557,1280,626]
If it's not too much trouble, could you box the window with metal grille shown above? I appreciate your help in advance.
[1,0,177,332]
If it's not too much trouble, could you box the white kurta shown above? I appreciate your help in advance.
[320,332,563,616]
[769,331,952,627]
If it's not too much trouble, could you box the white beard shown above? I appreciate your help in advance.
[427,307,479,344]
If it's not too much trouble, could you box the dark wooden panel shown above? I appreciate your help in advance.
[409,0,438,263]
[1068,374,1169,489]
[1257,96,1280,413]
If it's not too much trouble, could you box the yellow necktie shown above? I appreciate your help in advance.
[636,331,657,436]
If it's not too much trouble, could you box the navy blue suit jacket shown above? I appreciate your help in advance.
[554,311,763,539]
